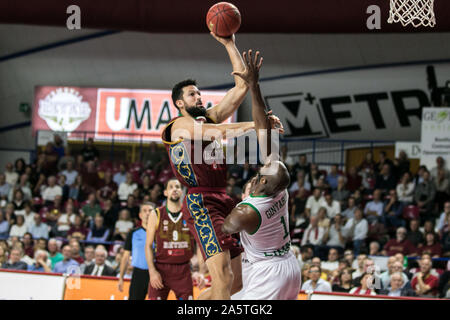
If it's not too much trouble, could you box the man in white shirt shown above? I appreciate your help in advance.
[344,208,368,256]
[364,189,384,224]
[305,188,326,217]
[321,248,340,273]
[301,265,332,292]
[118,173,138,201]
[322,193,341,218]
[301,215,325,247]
[41,176,63,203]
[4,163,18,187]
[60,160,78,186]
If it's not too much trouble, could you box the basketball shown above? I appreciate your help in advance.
[206,2,241,37]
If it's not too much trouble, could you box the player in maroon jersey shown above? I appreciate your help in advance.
[161,33,282,300]
[145,178,197,300]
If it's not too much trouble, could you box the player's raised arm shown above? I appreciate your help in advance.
[206,33,249,124]
[145,209,164,290]
[222,204,260,235]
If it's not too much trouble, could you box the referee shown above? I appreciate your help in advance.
[118,202,155,300]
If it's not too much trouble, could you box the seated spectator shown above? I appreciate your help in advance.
[301,263,312,284]
[317,207,330,230]
[379,272,416,297]
[349,272,377,295]
[360,167,376,195]
[41,176,63,204]
[69,175,89,203]
[289,170,311,194]
[344,250,357,270]
[58,175,70,201]
[382,227,417,257]
[56,202,76,237]
[48,238,63,269]
[118,173,138,201]
[380,259,409,289]
[438,267,450,298]
[345,166,362,193]
[442,215,450,256]
[376,151,393,173]
[101,198,119,230]
[417,232,442,258]
[437,201,450,236]
[9,215,27,238]
[28,249,52,273]
[344,208,368,256]
[83,246,116,276]
[332,176,350,210]
[305,188,325,217]
[411,257,439,297]
[53,244,79,274]
[430,156,450,181]
[364,189,384,224]
[9,175,32,202]
[60,159,78,186]
[22,232,35,258]
[341,197,357,221]
[1,247,27,270]
[322,214,347,254]
[359,152,376,172]
[113,209,134,241]
[16,201,36,229]
[393,151,410,180]
[407,218,424,248]
[322,193,341,219]
[87,215,110,243]
[124,195,140,221]
[290,187,308,227]
[4,203,16,226]
[149,184,163,207]
[297,245,314,270]
[0,173,11,201]
[67,215,89,241]
[0,245,8,266]
[396,172,415,205]
[375,164,397,195]
[326,164,342,191]
[69,239,84,265]
[308,164,324,189]
[301,215,325,249]
[79,245,95,274]
[97,171,118,202]
[321,248,340,273]
[434,168,449,213]
[332,267,353,293]
[414,171,436,220]
[301,265,332,292]
[82,192,102,225]
[0,211,10,238]
[81,160,101,191]
[369,241,381,256]
[4,162,19,187]
[28,213,49,240]
[113,163,127,186]
[383,189,405,229]
[311,256,328,280]
[352,258,378,287]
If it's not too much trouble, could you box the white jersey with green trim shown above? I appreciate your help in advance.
[239,189,292,264]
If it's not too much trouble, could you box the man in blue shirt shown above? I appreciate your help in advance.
[326,164,342,191]
[28,249,52,273]
[1,248,27,270]
[28,214,49,239]
[0,173,10,200]
[53,244,79,274]
[364,189,384,224]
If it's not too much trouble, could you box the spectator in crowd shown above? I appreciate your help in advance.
[60,160,78,187]
[41,176,62,204]
[1,247,27,270]
[82,192,102,226]
[341,197,357,221]
[0,211,10,238]
[376,151,393,172]
[317,207,330,230]
[301,263,311,284]
[21,232,34,258]
[380,258,409,289]
[332,267,353,293]
[68,175,86,202]
[52,135,65,159]
[321,248,340,273]
[57,148,75,171]
[149,184,163,207]
[393,151,411,180]
[414,170,436,220]
[396,172,415,205]
[84,246,116,276]
[9,215,27,238]
[438,264,450,298]
[0,173,11,200]
[0,245,7,265]
[344,208,368,256]
[86,215,110,243]
[364,189,384,224]
[297,245,314,270]
[41,142,59,176]
[305,188,325,218]
[308,164,324,189]
[326,164,342,191]
[80,138,99,162]
[301,265,332,292]
[55,202,76,237]
[58,175,70,201]
[53,244,79,274]
[349,272,377,295]
[359,152,376,172]
[379,272,416,297]
[311,256,328,280]
[101,198,119,230]
[430,156,450,181]
[322,193,341,219]
[346,166,362,193]
[10,189,25,211]
[360,167,376,195]
[79,245,95,273]
[81,160,101,191]
[118,173,138,202]
[437,201,450,235]
[382,227,417,257]
[292,154,311,181]
[411,257,439,297]
[28,249,52,273]
[48,238,63,269]
[67,214,89,241]
[290,187,308,227]
[423,220,437,235]
[4,163,19,187]
[417,232,442,258]
[344,250,357,270]
[97,171,118,202]
[322,214,347,255]
[28,214,49,240]
[113,164,128,187]
[332,176,350,210]
[434,168,449,213]
[442,214,450,255]
[70,239,84,265]
[114,209,134,241]
[301,215,325,249]
[375,164,397,195]
[369,241,381,256]
[289,170,311,194]
[138,174,153,200]
[407,218,424,248]
[9,174,32,202]
[124,194,139,221]
[383,189,405,229]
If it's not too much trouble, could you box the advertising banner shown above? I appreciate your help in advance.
[395,141,421,159]
[32,86,230,142]
[420,107,450,170]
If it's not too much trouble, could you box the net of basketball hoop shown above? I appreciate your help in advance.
[388,0,436,27]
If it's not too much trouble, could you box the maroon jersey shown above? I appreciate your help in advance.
[154,205,194,264]
[161,116,227,189]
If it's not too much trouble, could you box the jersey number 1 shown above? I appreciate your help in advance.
[280,216,289,239]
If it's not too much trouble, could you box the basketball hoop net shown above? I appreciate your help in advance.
[388,0,436,27]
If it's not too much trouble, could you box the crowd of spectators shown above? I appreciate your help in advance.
[0,135,449,298]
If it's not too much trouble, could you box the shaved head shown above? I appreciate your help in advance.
[255,160,290,196]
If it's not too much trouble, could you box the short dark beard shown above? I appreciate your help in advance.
[170,195,180,203]
[186,106,207,119]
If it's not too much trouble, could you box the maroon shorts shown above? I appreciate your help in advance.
[182,189,244,261]
[147,262,193,300]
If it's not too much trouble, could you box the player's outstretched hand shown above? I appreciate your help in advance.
[210,31,235,46]
[267,110,285,134]
[231,49,263,85]
[150,270,164,289]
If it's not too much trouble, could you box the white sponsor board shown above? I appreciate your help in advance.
[395,141,421,159]
[310,293,390,300]
[420,107,450,170]
[0,271,65,300]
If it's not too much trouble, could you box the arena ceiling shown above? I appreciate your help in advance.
[1,0,450,33]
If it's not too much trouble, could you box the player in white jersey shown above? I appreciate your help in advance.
[222,49,301,300]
